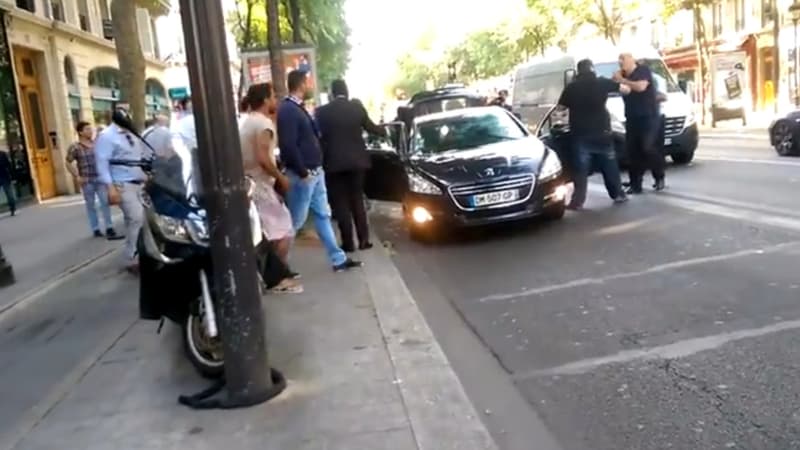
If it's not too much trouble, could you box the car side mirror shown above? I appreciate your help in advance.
[678,80,688,93]
[564,69,576,85]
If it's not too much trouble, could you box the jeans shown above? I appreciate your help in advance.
[82,182,113,232]
[285,169,347,266]
[570,137,625,208]
[1,182,15,213]
[626,116,665,190]
[118,182,144,264]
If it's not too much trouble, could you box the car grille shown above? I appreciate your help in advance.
[664,116,685,137]
[447,174,535,210]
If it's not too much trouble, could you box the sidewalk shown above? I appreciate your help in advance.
[0,195,122,316]
[9,241,497,450]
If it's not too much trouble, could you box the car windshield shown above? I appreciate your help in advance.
[412,96,485,117]
[594,59,681,94]
[412,109,527,154]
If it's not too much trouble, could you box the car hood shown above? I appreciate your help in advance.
[409,137,546,185]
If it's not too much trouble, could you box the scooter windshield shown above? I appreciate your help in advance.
[149,114,203,207]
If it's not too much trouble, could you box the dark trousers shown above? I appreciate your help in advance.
[626,116,665,190]
[1,182,15,213]
[570,137,625,208]
[326,170,369,250]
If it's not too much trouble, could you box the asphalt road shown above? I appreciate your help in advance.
[370,133,800,450]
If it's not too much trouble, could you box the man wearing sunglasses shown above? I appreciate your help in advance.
[95,105,147,274]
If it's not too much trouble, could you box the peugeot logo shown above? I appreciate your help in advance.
[484,168,495,177]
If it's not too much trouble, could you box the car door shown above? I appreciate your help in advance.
[536,106,575,180]
[364,122,408,202]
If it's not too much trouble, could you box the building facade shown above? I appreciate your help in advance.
[0,0,168,207]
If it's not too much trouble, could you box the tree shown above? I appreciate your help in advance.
[232,0,258,100]
[110,0,169,131]
[446,27,523,82]
[266,0,287,97]
[577,0,638,44]
[516,8,558,59]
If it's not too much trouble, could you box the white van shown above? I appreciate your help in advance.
[512,45,699,164]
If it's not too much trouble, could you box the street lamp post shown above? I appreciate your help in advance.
[447,62,457,82]
[177,0,284,408]
[789,0,800,107]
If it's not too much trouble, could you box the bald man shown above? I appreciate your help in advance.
[613,53,665,193]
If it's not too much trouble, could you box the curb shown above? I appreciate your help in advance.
[0,248,118,323]
[700,132,765,141]
[362,244,498,450]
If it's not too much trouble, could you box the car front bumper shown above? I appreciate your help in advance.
[612,122,699,161]
[402,176,567,228]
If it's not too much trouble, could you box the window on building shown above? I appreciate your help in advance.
[735,0,745,31]
[78,0,91,32]
[762,0,774,28]
[137,8,155,56]
[15,0,35,13]
[713,2,723,36]
[51,1,65,22]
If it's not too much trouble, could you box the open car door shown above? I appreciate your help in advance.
[536,106,575,181]
[364,122,408,202]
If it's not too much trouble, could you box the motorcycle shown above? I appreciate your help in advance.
[130,148,265,379]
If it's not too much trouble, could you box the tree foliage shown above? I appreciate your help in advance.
[446,27,523,82]
[229,0,351,92]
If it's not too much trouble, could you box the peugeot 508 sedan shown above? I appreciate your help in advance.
[364,106,569,241]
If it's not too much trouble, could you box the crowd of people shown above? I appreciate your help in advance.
[66,69,384,294]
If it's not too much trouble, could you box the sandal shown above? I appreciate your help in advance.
[269,279,304,294]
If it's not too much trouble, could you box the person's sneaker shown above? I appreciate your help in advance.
[106,228,124,241]
[653,179,666,192]
[333,258,363,273]
[93,230,104,238]
[613,195,629,204]
[626,186,643,195]
[289,271,302,280]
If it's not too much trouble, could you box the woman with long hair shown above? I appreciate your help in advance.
[240,82,301,293]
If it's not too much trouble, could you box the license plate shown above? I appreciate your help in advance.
[664,137,673,146]
[471,189,519,207]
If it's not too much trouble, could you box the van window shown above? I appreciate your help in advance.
[594,60,680,93]
[515,71,564,106]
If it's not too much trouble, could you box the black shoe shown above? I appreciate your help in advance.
[9,210,15,216]
[333,258,363,272]
[653,179,666,191]
[626,186,643,195]
[288,271,302,280]
[613,195,629,204]
[93,230,104,238]
[341,244,356,253]
[359,241,374,250]
[107,228,124,241]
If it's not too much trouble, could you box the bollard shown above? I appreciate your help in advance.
[0,244,15,287]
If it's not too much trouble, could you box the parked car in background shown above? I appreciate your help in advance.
[769,111,800,156]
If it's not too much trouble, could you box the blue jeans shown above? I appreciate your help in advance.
[286,169,347,266]
[570,137,624,208]
[82,182,113,232]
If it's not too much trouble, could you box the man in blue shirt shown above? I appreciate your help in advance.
[614,53,666,194]
[277,70,362,272]
[95,107,147,273]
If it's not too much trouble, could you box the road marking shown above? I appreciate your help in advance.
[475,240,799,304]
[652,193,800,232]
[659,190,800,221]
[512,317,800,380]
[694,155,800,167]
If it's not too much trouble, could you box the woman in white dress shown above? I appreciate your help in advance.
[240,82,301,292]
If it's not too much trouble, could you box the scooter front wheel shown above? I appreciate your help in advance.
[183,312,225,379]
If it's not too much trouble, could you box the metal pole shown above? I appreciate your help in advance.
[178,0,279,407]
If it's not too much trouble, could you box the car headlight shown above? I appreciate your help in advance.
[611,115,626,134]
[540,150,562,180]
[153,214,191,243]
[408,172,442,195]
[684,110,697,127]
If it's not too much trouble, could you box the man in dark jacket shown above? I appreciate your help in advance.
[315,79,385,252]
[277,70,361,272]
[0,150,16,216]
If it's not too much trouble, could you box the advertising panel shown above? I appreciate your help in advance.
[710,51,748,123]
[241,46,318,104]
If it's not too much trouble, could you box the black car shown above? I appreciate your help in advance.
[769,111,800,156]
[396,84,488,130]
[365,106,569,241]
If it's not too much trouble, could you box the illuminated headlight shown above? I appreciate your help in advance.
[153,214,191,243]
[611,115,626,134]
[408,172,442,195]
[684,110,697,127]
[539,150,562,181]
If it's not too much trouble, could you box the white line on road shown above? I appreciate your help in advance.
[512,317,800,380]
[694,154,800,166]
[475,240,799,304]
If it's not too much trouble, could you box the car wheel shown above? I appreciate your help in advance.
[543,202,566,221]
[773,122,796,156]
[671,151,695,165]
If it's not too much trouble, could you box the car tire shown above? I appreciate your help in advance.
[542,202,566,221]
[671,151,695,165]
[773,122,797,156]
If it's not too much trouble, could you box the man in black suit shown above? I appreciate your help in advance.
[0,150,16,216]
[315,79,386,252]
